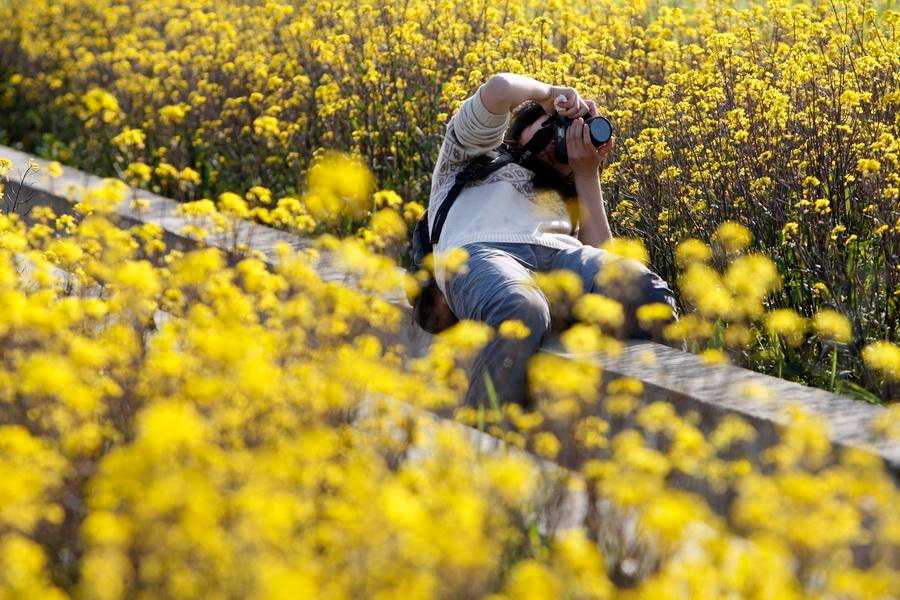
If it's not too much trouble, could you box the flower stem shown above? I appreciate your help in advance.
[830,344,838,392]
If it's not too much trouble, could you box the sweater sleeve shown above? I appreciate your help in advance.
[429,83,511,195]
[447,83,510,154]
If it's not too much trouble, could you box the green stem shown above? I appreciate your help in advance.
[483,371,501,413]
[830,344,838,392]
[773,335,783,379]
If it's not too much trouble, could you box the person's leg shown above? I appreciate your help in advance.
[444,243,551,408]
[548,245,678,339]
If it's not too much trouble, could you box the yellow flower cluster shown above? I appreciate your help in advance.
[0,158,899,598]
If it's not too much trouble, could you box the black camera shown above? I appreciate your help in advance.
[551,114,613,164]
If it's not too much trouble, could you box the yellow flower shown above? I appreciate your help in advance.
[503,560,562,600]
[534,269,583,305]
[374,190,403,209]
[367,208,406,245]
[765,309,807,347]
[812,309,852,344]
[402,201,425,224]
[498,319,530,340]
[862,341,899,381]
[124,162,152,184]
[179,167,201,185]
[681,263,733,318]
[81,88,120,116]
[714,221,752,253]
[532,431,561,459]
[675,238,712,266]
[153,162,179,179]
[435,319,493,356]
[3,1,900,593]
[306,151,374,222]
[252,115,281,137]
[607,377,643,396]
[159,103,190,125]
[700,348,728,365]
[723,323,753,348]
[112,260,161,297]
[856,158,880,175]
[782,221,799,238]
[601,237,649,265]
[572,294,624,331]
[484,455,536,505]
[111,127,146,150]
[812,282,830,298]
[435,246,470,276]
[218,192,250,218]
[560,323,603,354]
[710,415,757,449]
[636,302,673,326]
[177,199,217,217]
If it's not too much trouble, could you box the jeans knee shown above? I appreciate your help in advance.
[638,271,678,315]
[627,271,678,340]
[595,258,678,339]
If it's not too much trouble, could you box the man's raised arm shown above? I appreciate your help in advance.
[480,73,590,118]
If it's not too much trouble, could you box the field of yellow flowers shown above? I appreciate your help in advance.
[1,0,898,399]
[0,156,898,598]
[0,0,899,596]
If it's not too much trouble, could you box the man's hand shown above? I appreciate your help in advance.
[567,115,616,179]
[540,85,592,118]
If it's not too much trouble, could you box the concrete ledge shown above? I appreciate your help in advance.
[2,144,897,481]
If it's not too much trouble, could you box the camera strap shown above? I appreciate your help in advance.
[429,150,517,245]
[428,130,553,246]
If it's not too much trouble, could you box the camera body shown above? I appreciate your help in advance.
[551,114,613,164]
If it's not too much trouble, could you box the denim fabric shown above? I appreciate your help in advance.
[444,241,677,409]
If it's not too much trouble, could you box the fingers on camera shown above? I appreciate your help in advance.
[569,124,580,147]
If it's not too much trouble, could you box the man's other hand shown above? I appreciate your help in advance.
[567,117,615,178]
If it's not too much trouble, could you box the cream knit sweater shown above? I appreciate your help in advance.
[428,83,583,295]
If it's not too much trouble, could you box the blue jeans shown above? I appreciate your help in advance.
[443,242,677,409]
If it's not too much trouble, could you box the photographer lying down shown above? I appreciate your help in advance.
[409,73,678,409]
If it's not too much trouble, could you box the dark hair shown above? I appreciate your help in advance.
[504,100,548,147]
[411,277,458,333]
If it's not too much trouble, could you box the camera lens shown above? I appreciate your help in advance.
[586,116,613,145]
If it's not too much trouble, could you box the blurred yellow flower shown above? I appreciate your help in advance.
[714,221,752,253]
[812,309,853,344]
[765,309,807,347]
[862,341,899,382]
[675,238,712,267]
[573,294,624,331]
[498,319,530,340]
[601,237,649,265]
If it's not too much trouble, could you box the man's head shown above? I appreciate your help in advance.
[503,101,579,198]
[504,101,574,178]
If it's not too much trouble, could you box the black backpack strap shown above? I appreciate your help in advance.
[429,150,518,245]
